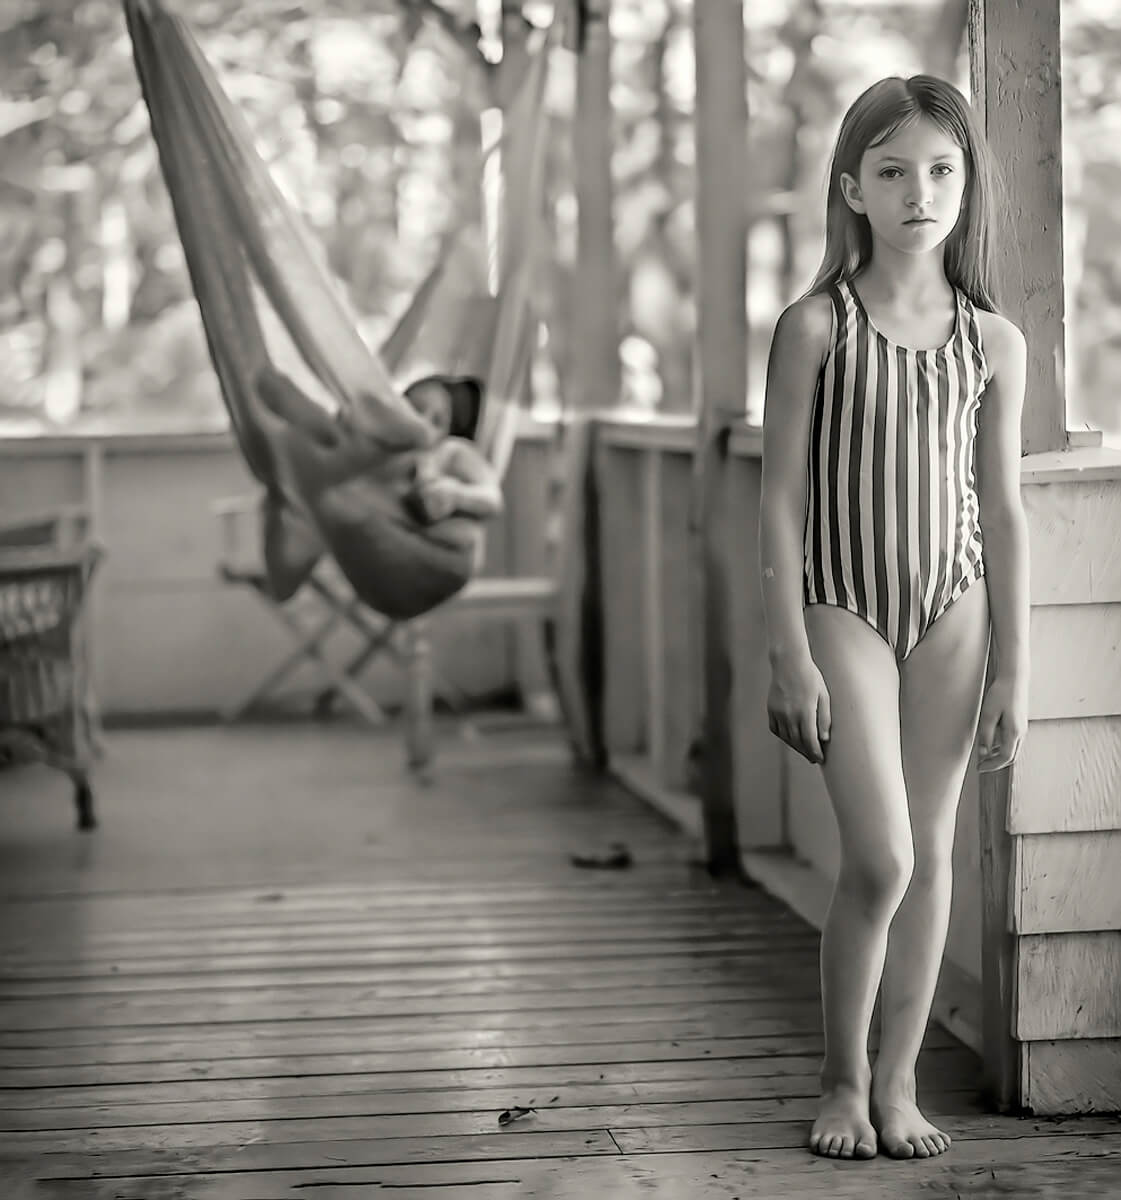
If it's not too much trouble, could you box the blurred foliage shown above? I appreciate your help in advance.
[0,0,1118,437]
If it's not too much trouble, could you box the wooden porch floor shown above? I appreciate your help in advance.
[1,724,1118,1199]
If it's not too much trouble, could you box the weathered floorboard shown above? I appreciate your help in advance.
[0,725,1115,1197]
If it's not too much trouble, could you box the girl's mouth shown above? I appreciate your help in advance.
[904,217,935,225]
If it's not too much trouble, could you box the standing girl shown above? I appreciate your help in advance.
[759,75,1030,1160]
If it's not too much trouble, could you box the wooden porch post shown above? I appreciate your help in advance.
[572,0,620,409]
[969,0,1067,456]
[692,0,747,873]
[968,0,1066,1110]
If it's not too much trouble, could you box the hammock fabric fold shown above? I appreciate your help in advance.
[123,0,552,620]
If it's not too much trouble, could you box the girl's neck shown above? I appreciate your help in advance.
[856,243,951,308]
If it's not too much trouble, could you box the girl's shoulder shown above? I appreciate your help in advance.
[973,308,1026,380]
[771,292,835,367]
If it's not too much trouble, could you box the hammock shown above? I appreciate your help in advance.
[123,0,552,619]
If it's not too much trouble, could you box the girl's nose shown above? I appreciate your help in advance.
[907,185,934,209]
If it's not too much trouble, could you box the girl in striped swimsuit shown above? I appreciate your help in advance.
[760,76,1030,1161]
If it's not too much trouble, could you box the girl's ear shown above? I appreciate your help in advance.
[839,171,865,214]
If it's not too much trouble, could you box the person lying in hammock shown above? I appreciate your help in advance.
[256,365,503,527]
[254,366,504,613]
[400,375,505,525]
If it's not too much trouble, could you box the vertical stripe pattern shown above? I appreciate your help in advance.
[803,281,987,660]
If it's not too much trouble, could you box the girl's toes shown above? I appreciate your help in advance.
[840,1135,855,1159]
[883,1133,914,1159]
[855,1134,878,1159]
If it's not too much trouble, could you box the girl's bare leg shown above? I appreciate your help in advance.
[873,583,990,1158]
[804,606,913,1160]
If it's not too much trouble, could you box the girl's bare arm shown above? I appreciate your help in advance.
[760,297,830,660]
[759,295,833,762]
[975,312,1030,770]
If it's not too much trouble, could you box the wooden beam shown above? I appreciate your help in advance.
[641,450,666,775]
[572,0,620,409]
[968,0,1066,454]
[692,0,747,874]
[979,768,1023,1110]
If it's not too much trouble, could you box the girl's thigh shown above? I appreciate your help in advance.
[899,583,990,840]
[804,605,909,861]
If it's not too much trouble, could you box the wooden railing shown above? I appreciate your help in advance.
[593,412,783,846]
[0,415,556,720]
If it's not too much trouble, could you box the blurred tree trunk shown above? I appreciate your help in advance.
[100,197,133,333]
[776,0,824,307]
[648,6,692,412]
[43,185,85,425]
[500,0,530,281]
[927,0,969,79]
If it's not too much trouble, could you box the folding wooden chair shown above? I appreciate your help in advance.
[213,493,481,732]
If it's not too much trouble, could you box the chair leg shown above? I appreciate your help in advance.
[220,595,345,722]
[72,774,96,831]
[314,616,398,717]
[401,620,434,775]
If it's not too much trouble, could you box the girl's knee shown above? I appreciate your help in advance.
[838,841,914,916]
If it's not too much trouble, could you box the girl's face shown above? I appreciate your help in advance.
[841,116,968,256]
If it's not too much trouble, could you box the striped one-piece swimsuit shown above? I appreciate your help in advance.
[803,280,988,661]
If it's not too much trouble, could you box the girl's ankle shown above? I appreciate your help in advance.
[870,1068,918,1100]
[821,1067,872,1094]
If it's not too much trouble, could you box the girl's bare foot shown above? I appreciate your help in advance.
[809,1082,878,1159]
[871,1082,952,1158]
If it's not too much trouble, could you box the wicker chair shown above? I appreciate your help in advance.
[0,506,103,830]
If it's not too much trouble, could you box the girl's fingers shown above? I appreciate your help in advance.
[979,726,1022,773]
[816,688,832,749]
[797,715,824,764]
[768,705,831,765]
[770,712,806,760]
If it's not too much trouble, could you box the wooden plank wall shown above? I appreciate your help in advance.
[0,426,554,720]
[1004,474,1121,1113]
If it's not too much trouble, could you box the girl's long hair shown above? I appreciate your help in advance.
[805,75,1002,312]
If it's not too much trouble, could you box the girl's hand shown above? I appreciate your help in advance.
[976,674,1028,773]
[414,478,459,523]
[767,652,831,765]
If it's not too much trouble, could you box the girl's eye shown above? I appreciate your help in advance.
[880,167,902,179]
[932,164,954,176]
